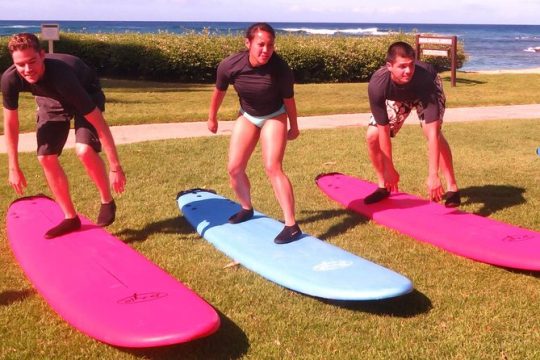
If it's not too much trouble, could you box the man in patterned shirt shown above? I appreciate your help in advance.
[364,41,460,207]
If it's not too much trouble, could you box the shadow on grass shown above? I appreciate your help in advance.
[446,76,486,85]
[105,97,163,104]
[102,79,210,92]
[123,310,249,360]
[301,209,369,240]
[500,267,540,279]
[459,184,526,216]
[0,289,35,306]
[109,87,210,93]
[321,289,432,318]
[116,216,194,244]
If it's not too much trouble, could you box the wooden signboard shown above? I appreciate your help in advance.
[415,34,458,87]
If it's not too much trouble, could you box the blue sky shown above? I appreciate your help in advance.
[1,0,539,25]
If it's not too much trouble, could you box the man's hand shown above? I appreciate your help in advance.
[383,166,400,193]
[207,118,218,134]
[109,168,126,194]
[427,174,444,202]
[8,167,27,195]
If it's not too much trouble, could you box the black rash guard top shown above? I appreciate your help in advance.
[368,60,443,125]
[215,51,294,117]
[1,53,103,121]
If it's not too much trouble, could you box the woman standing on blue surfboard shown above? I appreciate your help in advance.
[207,23,302,244]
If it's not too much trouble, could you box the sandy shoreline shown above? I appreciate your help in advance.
[464,67,540,74]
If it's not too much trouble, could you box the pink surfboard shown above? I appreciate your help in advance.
[6,195,220,348]
[316,173,540,271]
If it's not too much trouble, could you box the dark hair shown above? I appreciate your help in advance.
[8,33,42,54]
[386,41,416,63]
[245,22,276,40]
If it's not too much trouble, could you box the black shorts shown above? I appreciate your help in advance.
[36,116,102,156]
[35,94,104,156]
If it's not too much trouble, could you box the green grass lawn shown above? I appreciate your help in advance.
[3,71,540,134]
[1,118,539,359]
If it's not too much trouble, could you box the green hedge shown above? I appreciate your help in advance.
[0,32,466,83]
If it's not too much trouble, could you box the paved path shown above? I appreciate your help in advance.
[1,104,539,153]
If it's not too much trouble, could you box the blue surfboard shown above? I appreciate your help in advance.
[176,189,413,301]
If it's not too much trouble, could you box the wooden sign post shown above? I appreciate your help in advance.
[40,24,60,54]
[415,34,458,87]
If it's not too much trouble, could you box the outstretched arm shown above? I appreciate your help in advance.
[3,107,27,195]
[208,88,227,133]
[423,120,444,201]
[283,97,299,140]
[377,124,400,192]
[84,107,126,194]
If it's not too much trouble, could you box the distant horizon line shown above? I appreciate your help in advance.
[0,19,539,27]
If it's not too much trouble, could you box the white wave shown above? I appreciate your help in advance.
[280,27,389,36]
[281,27,339,35]
[523,47,540,53]
[0,25,37,29]
[340,27,389,36]
[516,36,540,40]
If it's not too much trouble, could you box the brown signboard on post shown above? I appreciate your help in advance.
[415,34,458,87]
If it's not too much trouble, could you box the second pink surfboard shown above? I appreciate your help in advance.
[316,172,540,271]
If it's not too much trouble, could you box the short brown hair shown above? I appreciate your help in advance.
[8,33,42,54]
[386,41,416,63]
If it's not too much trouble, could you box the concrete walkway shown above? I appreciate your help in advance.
[1,103,539,153]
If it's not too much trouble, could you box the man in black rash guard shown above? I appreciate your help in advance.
[364,41,460,208]
[208,22,302,244]
[2,33,126,238]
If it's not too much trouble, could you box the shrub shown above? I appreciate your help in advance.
[0,32,467,83]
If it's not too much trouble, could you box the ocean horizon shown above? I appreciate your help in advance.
[1,20,540,71]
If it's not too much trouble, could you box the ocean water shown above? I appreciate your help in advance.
[1,20,540,71]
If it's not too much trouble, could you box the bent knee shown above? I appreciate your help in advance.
[75,143,97,160]
[365,126,379,145]
[263,162,284,178]
[227,163,246,178]
[37,154,60,167]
